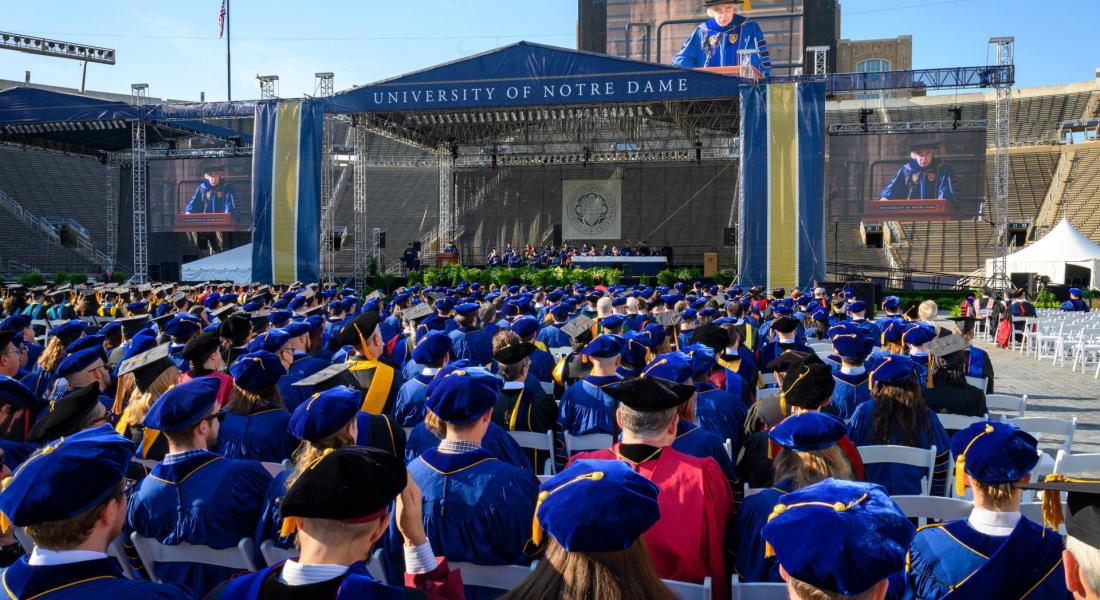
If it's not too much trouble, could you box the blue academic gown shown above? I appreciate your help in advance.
[905,517,1067,600]
[448,327,493,367]
[830,370,872,421]
[733,479,796,583]
[21,365,55,403]
[216,406,297,463]
[393,371,434,428]
[1062,299,1090,312]
[880,158,956,201]
[850,319,883,345]
[695,382,746,452]
[757,340,812,373]
[527,345,556,389]
[535,324,571,350]
[908,354,932,388]
[673,420,737,486]
[671,15,771,74]
[0,556,187,599]
[847,401,951,496]
[215,561,403,600]
[127,451,273,598]
[558,374,621,436]
[279,353,331,412]
[404,422,531,471]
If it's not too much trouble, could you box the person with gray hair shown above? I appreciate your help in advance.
[1020,478,1100,599]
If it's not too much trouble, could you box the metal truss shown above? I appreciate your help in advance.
[822,64,1014,94]
[143,146,252,159]
[131,120,148,283]
[104,157,118,272]
[438,157,454,253]
[989,38,1014,292]
[352,125,368,291]
[828,120,988,135]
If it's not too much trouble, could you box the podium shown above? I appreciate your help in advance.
[436,252,459,267]
[173,213,239,232]
[863,199,951,221]
[697,65,763,79]
[703,252,718,277]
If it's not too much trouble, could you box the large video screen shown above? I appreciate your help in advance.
[149,158,252,233]
[828,131,987,222]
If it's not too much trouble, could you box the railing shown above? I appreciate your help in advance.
[826,261,996,291]
[1034,146,1076,237]
[0,186,113,272]
[0,187,61,243]
[41,217,90,239]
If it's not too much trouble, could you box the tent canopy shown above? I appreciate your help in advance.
[986,218,1100,288]
[181,243,253,283]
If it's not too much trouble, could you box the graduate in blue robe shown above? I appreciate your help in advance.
[847,356,950,497]
[672,4,771,74]
[684,344,745,449]
[0,374,39,469]
[126,377,273,598]
[393,331,451,428]
[757,316,811,374]
[218,352,297,463]
[0,427,188,599]
[557,335,624,436]
[906,420,1067,599]
[535,306,572,350]
[511,317,555,390]
[447,303,494,367]
[405,420,530,471]
[831,368,872,421]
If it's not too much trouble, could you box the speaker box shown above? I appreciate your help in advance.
[552,224,562,247]
[724,227,737,247]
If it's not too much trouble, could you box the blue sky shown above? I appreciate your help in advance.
[1,0,1095,101]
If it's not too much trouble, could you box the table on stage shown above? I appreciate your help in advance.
[863,198,951,220]
[173,213,239,232]
[570,255,667,276]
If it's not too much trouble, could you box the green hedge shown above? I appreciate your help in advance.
[416,266,622,289]
[16,272,45,287]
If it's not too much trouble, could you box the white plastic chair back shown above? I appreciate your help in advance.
[447,561,537,591]
[259,540,297,566]
[857,445,937,495]
[1008,416,1077,454]
[129,534,258,583]
[1054,450,1100,478]
[935,414,987,432]
[731,576,788,600]
[891,495,973,527]
[664,576,713,600]
[508,430,557,475]
[964,376,987,391]
[985,393,1026,419]
[563,432,613,456]
[261,461,288,477]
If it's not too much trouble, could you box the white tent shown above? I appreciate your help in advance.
[181,243,253,283]
[985,218,1100,289]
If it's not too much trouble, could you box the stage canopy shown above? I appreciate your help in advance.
[181,242,253,283]
[986,218,1100,289]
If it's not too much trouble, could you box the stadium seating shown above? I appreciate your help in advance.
[1055,144,1100,240]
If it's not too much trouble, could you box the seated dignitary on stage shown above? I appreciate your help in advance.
[761,479,914,600]
[502,460,678,600]
[570,377,733,600]
[734,411,855,584]
[0,427,188,599]
[218,351,296,463]
[212,447,464,600]
[847,355,950,496]
[336,311,404,415]
[558,334,623,436]
[394,368,538,591]
[127,377,273,598]
[491,332,558,474]
[257,385,406,551]
[906,420,1066,599]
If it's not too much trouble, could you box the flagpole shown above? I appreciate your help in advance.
[226,0,231,101]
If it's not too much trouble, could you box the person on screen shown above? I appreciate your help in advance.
[185,163,237,215]
[879,140,957,202]
[672,0,771,76]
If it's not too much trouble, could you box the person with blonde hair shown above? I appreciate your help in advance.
[23,319,86,399]
[734,411,854,582]
[114,339,180,461]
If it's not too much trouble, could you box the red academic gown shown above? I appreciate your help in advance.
[571,445,734,600]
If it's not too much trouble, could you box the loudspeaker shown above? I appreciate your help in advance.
[842,281,880,309]
[724,227,737,247]
[378,231,386,249]
[552,224,562,247]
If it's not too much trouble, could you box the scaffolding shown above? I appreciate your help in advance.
[316,72,336,281]
[989,37,1015,292]
[352,125,368,290]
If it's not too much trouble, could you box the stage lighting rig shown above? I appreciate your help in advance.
[2,31,116,93]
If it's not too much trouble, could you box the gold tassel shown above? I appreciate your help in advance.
[279,516,298,537]
[954,455,967,497]
[0,512,9,534]
[1041,474,1070,531]
[744,0,752,11]
[532,490,549,545]
[764,541,774,558]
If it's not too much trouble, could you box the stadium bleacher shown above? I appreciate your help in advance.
[1055,143,1100,240]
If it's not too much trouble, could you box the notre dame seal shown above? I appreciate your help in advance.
[568,184,618,237]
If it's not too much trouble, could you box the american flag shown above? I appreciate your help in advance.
[218,0,227,38]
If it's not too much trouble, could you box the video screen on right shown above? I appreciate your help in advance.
[828,131,987,222]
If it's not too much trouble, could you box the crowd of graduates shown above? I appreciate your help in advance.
[0,278,1098,599]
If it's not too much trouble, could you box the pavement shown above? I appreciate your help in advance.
[971,336,1100,454]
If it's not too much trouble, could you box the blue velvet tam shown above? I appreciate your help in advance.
[272,300,289,310]
[98,321,123,338]
[65,334,104,356]
[681,309,698,321]
[434,297,456,313]
[1070,288,1082,297]
[56,347,104,378]
[848,300,867,314]
[289,386,360,441]
[230,351,287,392]
[879,318,906,344]
[50,320,87,343]
[620,332,650,365]
[288,296,306,311]
[201,294,221,309]
[0,315,30,331]
[248,329,291,354]
[831,333,870,361]
[412,331,452,365]
[501,302,520,318]
[546,291,564,303]
[511,316,539,340]
[867,354,918,388]
[642,351,694,384]
[601,314,627,330]
[534,459,660,552]
[202,322,220,334]
[882,296,901,311]
[454,302,480,318]
[143,376,220,432]
[425,366,501,425]
[121,330,159,363]
[483,292,501,303]
[699,307,718,318]
[773,305,794,317]
[682,344,716,376]
[163,315,201,340]
[549,304,570,320]
[761,479,914,596]
[283,321,311,339]
[827,322,860,339]
[611,296,627,307]
[581,335,625,359]
[269,309,293,327]
[642,323,667,347]
[769,412,846,452]
[810,307,829,323]
[506,285,520,294]
[126,301,149,314]
[0,426,134,530]
[901,324,936,347]
[690,299,707,310]
[306,315,325,333]
[0,376,37,410]
[950,421,1039,490]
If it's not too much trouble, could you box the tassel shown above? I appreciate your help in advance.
[1041,474,1069,531]
[279,516,298,538]
[744,0,752,11]
[954,455,967,497]
[764,541,774,558]
[0,512,9,535]
[531,491,550,546]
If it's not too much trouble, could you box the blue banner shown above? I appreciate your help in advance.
[251,100,322,284]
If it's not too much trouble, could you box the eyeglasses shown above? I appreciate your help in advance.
[202,409,227,424]
[122,477,137,498]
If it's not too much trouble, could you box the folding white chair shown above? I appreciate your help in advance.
[13,528,139,579]
[1008,416,1077,455]
[537,474,553,484]
[259,540,297,567]
[134,458,160,470]
[539,381,554,395]
[129,534,259,583]
[813,347,834,361]
[447,562,536,591]
[366,549,387,583]
[755,388,780,404]
[809,342,833,352]
[563,432,613,456]
[731,576,788,600]
[261,461,288,477]
[1054,449,1100,478]
[985,393,1026,419]
[964,376,987,391]
[403,427,413,438]
[857,445,937,495]
[508,430,557,475]
[935,414,988,432]
[664,576,713,600]
[891,495,973,527]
